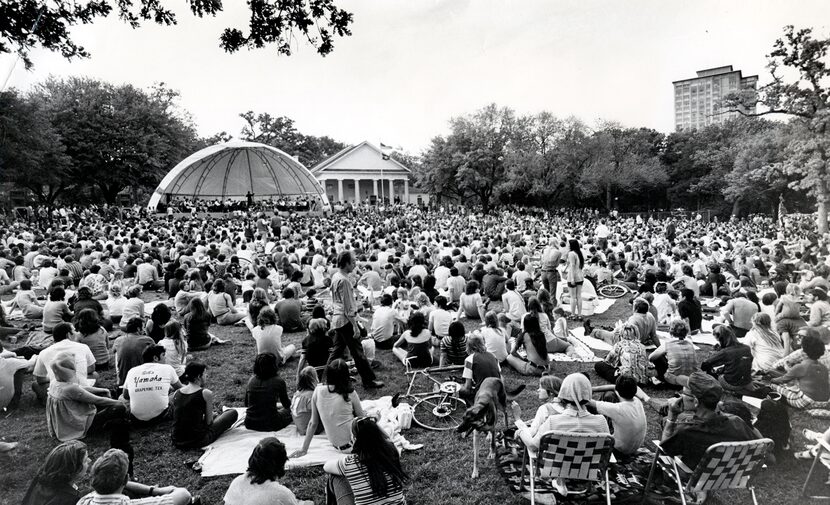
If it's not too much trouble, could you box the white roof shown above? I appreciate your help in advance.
[147,140,327,210]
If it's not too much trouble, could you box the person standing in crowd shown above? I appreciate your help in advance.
[327,251,383,389]
[565,239,585,320]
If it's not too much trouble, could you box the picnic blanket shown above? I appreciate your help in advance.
[198,396,419,477]
[495,428,670,504]
[568,327,614,352]
[548,332,601,362]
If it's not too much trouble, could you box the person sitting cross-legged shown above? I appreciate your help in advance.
[771,332,830,409]
[122,345,182,425]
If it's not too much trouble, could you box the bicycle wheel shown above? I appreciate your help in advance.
[412,393,467,431]
[598,284,627,298]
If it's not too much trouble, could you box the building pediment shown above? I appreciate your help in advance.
[311,141,411,177]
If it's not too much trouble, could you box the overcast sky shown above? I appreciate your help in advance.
[2,0,829,152]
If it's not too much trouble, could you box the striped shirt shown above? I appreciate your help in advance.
[77,492,174,505]
[337,455,405,505]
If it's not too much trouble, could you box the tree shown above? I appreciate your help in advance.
[723,122,792,215]
[1,0,353,69]
[450,104,517,213]
[238,111,345,167]
[31,77,199,203]
[0,90,72,205]
[725,25,830,231]
[577,124,668,210]
[415,135,465,203]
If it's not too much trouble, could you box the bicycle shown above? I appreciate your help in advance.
[400,363,467,431]
[596,279,631,299]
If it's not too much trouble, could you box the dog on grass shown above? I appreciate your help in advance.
[456,377,524,478]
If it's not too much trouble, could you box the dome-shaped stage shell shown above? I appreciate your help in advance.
[147,140,330,211]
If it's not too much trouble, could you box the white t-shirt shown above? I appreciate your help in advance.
[34,340,95,383]
[124,362,180,421]
[480,327,508,362]
[371,306,397,343]
[223,473,302,505]
[594,398,646,455]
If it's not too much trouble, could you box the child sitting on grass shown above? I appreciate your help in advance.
[439,321,468,366]
[772,333,830,408]
[292,366,323,436]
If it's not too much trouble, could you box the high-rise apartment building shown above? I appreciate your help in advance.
[673,65,758,131]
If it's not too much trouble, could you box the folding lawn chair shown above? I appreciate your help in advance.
[518,429,615,505]
[642,438,773,505]
[801,437,830,499]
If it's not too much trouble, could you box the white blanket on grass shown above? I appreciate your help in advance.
[560,297,617,316]
[198,396,417,477]
[548,331,601,362]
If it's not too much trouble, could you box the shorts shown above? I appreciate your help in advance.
[775,317,806,335]
[567,280,584,288]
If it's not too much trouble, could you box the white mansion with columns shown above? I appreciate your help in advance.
[311,141,423,204]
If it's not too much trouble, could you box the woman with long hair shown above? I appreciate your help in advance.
[208,278,245,325]
[247,287,270,326]
[565,239,585,320]
[171,362,239,448]
[145,302,172,343]
[224,437,313,505]
[184,297,212,350]
[74,308,110,371]
[506,310,549,376]
[744,312,786,372]
[392,311,434,368]
[457,280,486,321]
[21,440,90,505]
[324,416,408,505]
[245,353,292,432]
[160,321,188,375]
[291,359,366,458]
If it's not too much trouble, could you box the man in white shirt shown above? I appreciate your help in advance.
[32,322,96,404]
[501,280,527,323]
[595,220,611,251]
[511,262,531,289]
[136,256,164,290]
[587,376,647,456]
[370,294,398,349]
[123,345,182,423]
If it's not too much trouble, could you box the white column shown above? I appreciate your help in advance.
[354,179,361,203]
[337,179,343,202]
[372,179,378,197]
[388,179,395,202]
[404,179,409,203]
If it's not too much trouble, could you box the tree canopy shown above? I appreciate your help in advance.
[0,0,353,69]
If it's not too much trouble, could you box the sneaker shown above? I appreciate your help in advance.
[364,380,385,389]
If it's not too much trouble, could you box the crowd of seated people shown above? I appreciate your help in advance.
[0,202,826,503]
[160,196,314,215]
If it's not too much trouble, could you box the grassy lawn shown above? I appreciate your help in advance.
[0,293,824,505]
